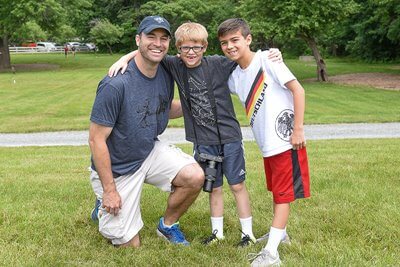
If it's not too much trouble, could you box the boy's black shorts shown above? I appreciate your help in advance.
[194,140,246,188]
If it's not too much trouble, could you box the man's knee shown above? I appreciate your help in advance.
[174,163,204,188]
[116,234,140,248]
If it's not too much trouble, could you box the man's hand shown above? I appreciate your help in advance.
[102,189,122,216]
[88,122,121,216]
[267,48,283,63]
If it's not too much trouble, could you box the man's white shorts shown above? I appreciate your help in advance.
[90,140,196,245]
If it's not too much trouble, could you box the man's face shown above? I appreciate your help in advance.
[218,30,251,62]
[177,40,206,68]
[136,28,170,64]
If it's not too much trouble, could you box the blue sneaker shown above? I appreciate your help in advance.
[156,217,190,246]
[91,198,102,222]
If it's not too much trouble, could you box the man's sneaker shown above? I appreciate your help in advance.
[201,229,223,245]
[156,217,190,246]
[90,198,102,222]
[249,249,281,267]
[256,232,291,245]
[237,230,256,247]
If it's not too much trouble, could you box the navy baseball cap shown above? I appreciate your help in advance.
[137,16,171,36]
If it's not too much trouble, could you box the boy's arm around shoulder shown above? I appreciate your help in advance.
[108,51,137,77]
[169,99,183,119]
[285,79,307,150]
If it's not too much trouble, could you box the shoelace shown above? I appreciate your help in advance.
[237,229,255,247]
[167,223,185,241]
[201,229,218,244]
[248,250,267,262]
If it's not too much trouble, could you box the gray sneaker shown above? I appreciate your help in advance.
[249,249,281,267]
[256,232,291,245]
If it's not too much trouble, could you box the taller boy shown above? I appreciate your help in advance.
[218,18,310,266]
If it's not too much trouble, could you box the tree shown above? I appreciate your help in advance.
[88,0,148,52]
[11,21,48,45]
[137,0,238,54]
[345,0,400,61]
[0,0,92,70]
[238,0,357,81]
[53,25,77,45]
[89,19,123,54]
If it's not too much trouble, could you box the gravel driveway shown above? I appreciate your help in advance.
[1,123,399,147]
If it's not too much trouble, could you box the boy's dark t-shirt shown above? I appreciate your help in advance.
[90,60,174,177]
[162,55,242,145]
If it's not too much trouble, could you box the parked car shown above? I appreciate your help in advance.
[85,43,97,51]
[36,42,56,52]
[21,42,36,47]
[66,42,81,49]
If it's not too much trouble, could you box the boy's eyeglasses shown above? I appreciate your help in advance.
[179,46,204,53]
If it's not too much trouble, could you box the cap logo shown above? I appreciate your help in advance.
[154,17,164,23]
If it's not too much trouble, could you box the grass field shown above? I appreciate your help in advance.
[0,139,399,266]
[0,54,399,133]
[1,53,399,266]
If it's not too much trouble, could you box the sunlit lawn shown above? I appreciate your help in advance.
[0,139,399,266]
[0,54,399,133]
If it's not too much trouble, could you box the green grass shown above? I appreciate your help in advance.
[0,139,399,266]
[0,54,399,133]
[286,57,400,80]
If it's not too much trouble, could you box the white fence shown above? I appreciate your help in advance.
[9,46,91,54]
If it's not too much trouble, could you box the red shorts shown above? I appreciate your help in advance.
[263,148,310,204]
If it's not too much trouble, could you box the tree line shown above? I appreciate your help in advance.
[1,0,399,80]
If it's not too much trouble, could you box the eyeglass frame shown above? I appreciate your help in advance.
[178,46,204,53]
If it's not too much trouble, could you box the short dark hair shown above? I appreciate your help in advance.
[217,18,251,38]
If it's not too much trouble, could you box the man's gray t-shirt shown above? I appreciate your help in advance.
[162,55,242,145]
[90,60,174,177]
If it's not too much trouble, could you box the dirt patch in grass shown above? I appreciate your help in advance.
[329,73,400,90]
[12,63,60,71]
[305,73,400,90]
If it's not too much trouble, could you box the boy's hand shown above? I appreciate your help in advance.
[108,59,128,77]
[108,51,138,77]
[290,128,306,150]
[108,58,128,77]
[268,48,283,63]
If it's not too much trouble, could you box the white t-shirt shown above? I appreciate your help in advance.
[228,50,296,157]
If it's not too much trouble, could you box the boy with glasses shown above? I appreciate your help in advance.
[108,22,282,247]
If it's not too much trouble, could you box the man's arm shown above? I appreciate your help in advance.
[169,99,183,119]
[108,51,138,77]
[285,80,306,150]
[88,122,122,216]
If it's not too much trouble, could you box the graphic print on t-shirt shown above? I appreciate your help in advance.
[136,95,169,129]
[275,109,294,141]
[137,99,152,128]
[188,76,215,126]
[245,68,267,127]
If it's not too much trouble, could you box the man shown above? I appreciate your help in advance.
[88,15,204,248]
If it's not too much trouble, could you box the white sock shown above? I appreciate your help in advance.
[161,217,173,228]
[265,227,285,257]
[211,216,224,238]
[239,216,255,239]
